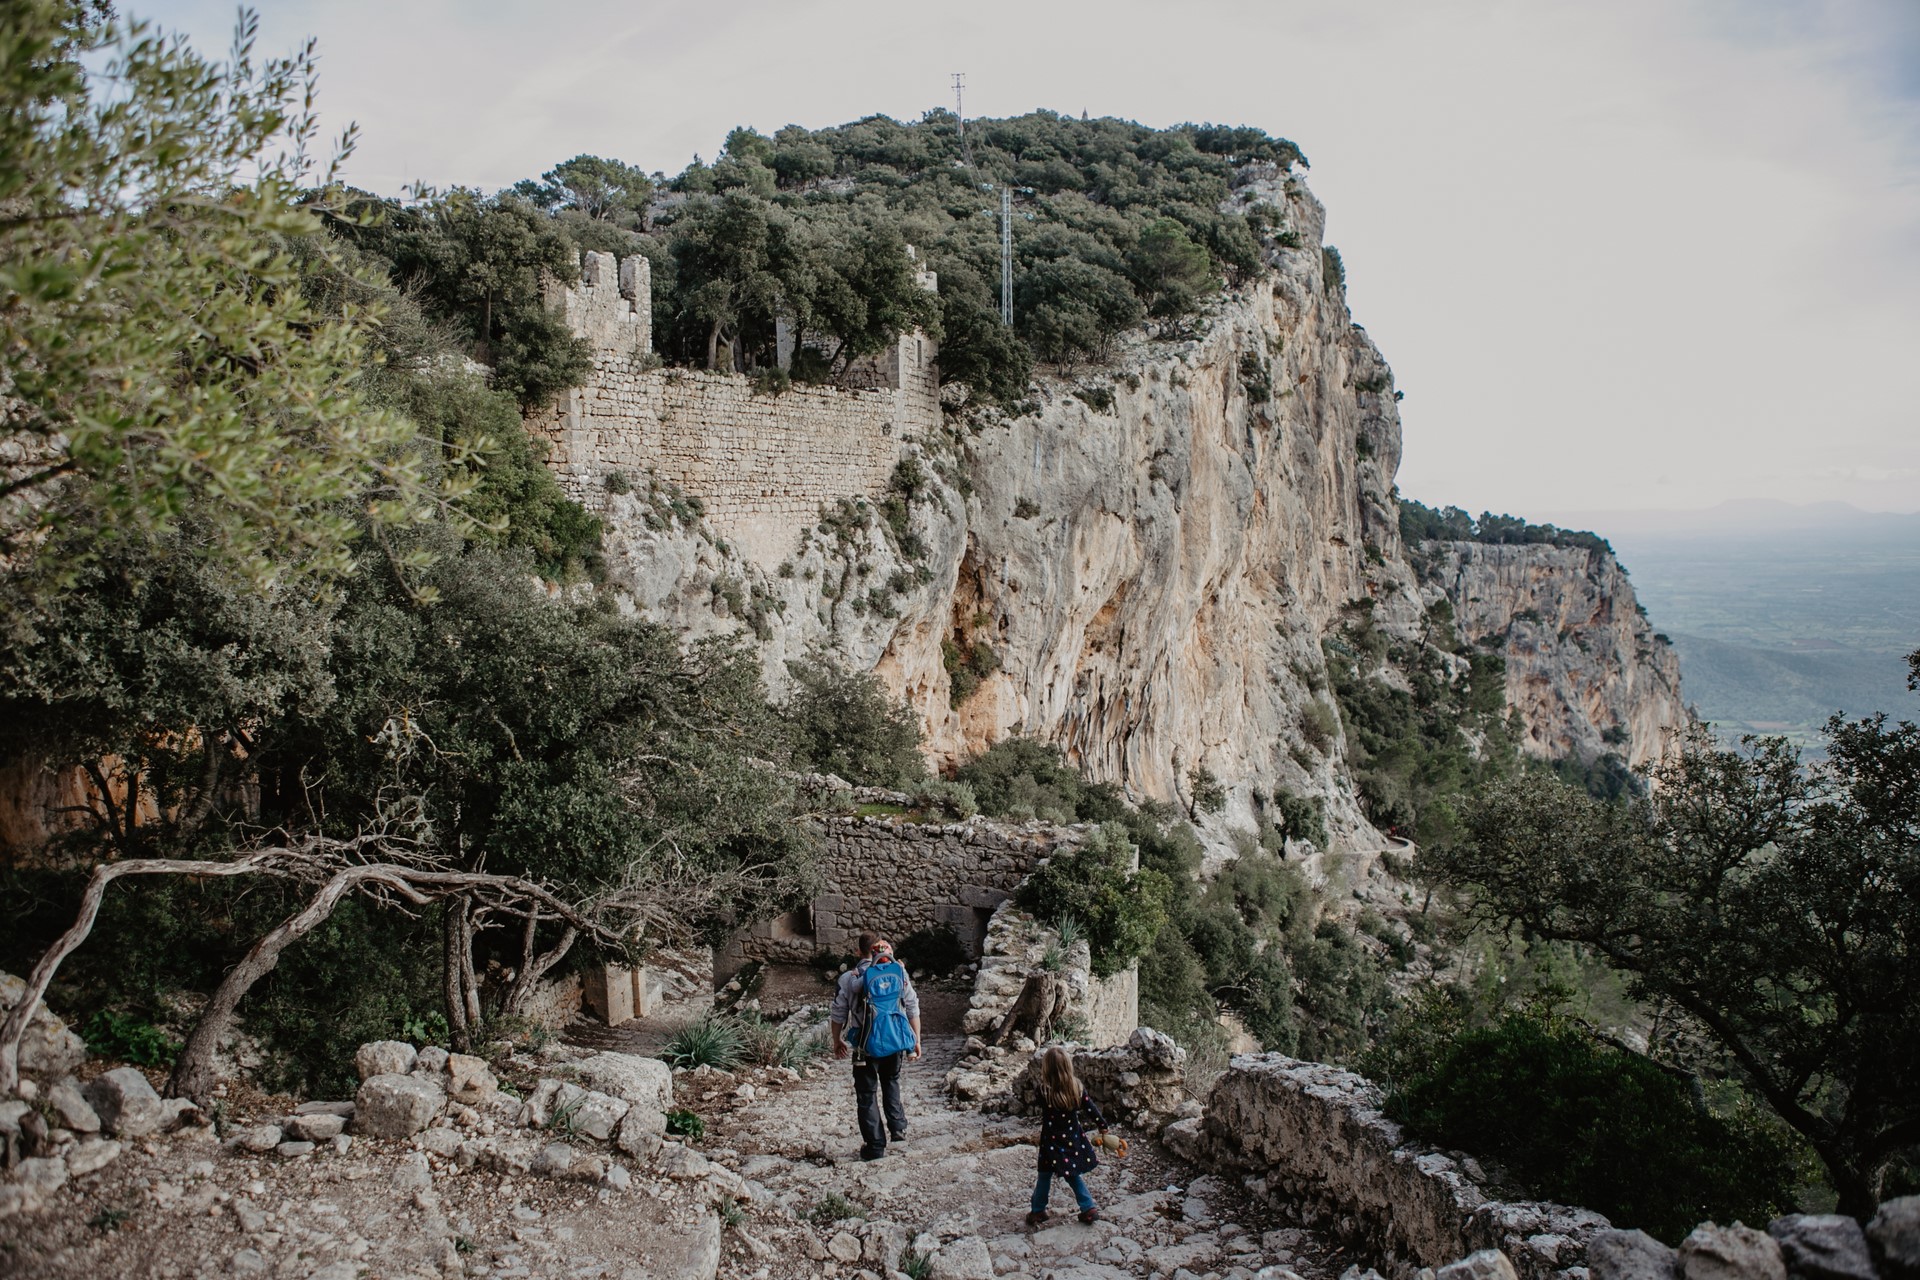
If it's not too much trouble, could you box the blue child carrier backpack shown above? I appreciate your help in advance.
[860,958,916,1058]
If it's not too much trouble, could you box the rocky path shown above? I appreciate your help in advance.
[686,986,1358,1280]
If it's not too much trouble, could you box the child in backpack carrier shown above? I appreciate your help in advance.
[1026,1045,1104,1226]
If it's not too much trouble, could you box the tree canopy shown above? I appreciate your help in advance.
[0,2,442,613]
[1423,718,1920,1214]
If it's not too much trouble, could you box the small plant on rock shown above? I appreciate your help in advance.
[666,1108,705,1140]
[662,1015,746,1070]
[717,1198,746,1228]
[900,1248,933,1280]
[810,1191,864,1225]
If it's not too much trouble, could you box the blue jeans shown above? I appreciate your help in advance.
[1031,1171,1094,1214]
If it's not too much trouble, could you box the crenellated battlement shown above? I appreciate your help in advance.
[525,251,941,567]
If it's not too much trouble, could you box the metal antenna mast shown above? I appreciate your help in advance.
[952,73,974,169]
[1000,187,1013,325]
[953,71,1010,325]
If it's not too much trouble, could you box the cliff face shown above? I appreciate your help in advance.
[1426,543,1688,770]
[564,173,1683,848]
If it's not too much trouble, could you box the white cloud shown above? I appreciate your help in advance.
[143,0,1920,514]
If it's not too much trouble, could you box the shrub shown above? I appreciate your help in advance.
[1269,789,1327,849]
[908,778,979,819]
[1015,824,1171,978]
[666,1108,705,1139]
[781,658,925,788]
[735,1014,826,1068]
[896,926,970,976]
[810,1191,863,1225]
[81,1011,180,1068]
[943,637,1000,708]
[661,1015,746,1070]
[1298,699,1340,755]
[1388,1012,1799,1243]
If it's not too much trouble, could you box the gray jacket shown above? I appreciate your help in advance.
[830,957,921,1038]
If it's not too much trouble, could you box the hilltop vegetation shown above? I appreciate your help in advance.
[330,113,1308,407]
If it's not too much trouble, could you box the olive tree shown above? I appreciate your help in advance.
[0,3,435,606]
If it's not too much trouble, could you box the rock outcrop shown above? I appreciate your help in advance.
[1424,543,1688,770]
[553,170,1681,849]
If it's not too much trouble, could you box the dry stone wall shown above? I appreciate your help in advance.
[720,812,1078,978]
[527,250,939,568]
[961,898,1138,1048]
[1164,1054,1609,1280]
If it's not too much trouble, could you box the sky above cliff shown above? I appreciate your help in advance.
[148,0,1920,518]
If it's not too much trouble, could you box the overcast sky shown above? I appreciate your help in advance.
[147,0,1920,520]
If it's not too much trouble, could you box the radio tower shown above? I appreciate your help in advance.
[1000,188,1013,325]
[952,73,974,169]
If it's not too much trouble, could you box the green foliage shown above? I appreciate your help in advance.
[1159,847,1388,1059]
[1388,1011,1800,1242]
[900,1247,933,1280]
[666,1108,705,1140]
[896,926,970,976]
[942,636,1001,708]
[335,186,590,407]
[662,1015,747,1070]
[907,779,979,819]
[780,658,926,788]
[1239,350,1274,403]
[809,1192,864,1225]
[1267,789,1328,849]
[81,1011,180,1068]
[0,4,439,608]
[514,154,653,226]
[633,112,1304,374]
[1398,499,1613,557]
[1321,245,1345,294]
[1130,218,1218,319]
[1324,613,1515,844]
[1015,824,1171,978]
[734,1013,827,1068]
[1426,717,1920,1215]
[956,738,1127,825]
[1186,766,1226,818]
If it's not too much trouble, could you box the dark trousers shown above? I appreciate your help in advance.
[852,1051,907,1154]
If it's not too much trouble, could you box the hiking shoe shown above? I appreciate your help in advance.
[1078,1207,1100,1225]
[1025,1211,1049,1227]
[859,1146,885,1162]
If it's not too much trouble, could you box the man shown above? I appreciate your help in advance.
[829,931,923,1161]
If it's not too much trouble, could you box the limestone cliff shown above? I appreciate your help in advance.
[551,171,1682,850]
[1423,544,1688,770]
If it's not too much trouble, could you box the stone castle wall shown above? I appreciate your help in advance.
[719,814,1078,981]
[527,251,940,568]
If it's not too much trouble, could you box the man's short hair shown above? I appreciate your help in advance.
[856,930,880,955]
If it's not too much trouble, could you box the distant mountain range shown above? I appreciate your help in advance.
[1537,501,1920,746]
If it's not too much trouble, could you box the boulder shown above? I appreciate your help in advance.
[228,1124,282,1154]
[571,1052,673,1112]
[284,1113,346,1143]
[354,1040,417,1080]
[64,1138,121,1176]
[928,1235,995,1280]
[275,1140,315,1158]
[294,1100,355,1118]
[1438,1253,1519,1280]
[547,1083,629,1141]
[0,973,87,1077]
[1590,1230,1681,1280]
[445,1054,498,1105]
[47,1081,100,1134]
[1768,1216,1876,1280]
[1681,1224,1787,1280]
[419,1126,462,1158]
[353,1073,444,1139]
[615,1105,666,1159]
[1869,1197,1920,1280]
[413,1046,449,1075]
[828,1232,863,1263]
[15,1155,68,1194]
[391,1151,432,1191]
[82,1067,166,1138]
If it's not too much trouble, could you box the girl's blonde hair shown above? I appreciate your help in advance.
[1039,1045,1082,1111]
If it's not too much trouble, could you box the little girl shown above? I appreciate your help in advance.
[1026,1045,1104,1226]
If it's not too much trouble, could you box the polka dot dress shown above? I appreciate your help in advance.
[1037,1094,1104,1176]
